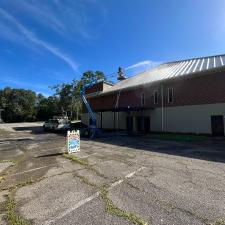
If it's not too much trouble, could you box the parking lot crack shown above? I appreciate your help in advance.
[100,185,148,225]
[62,153,108,179]
[125,180,209,224]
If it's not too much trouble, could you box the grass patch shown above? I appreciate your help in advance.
[63,153,89,166]
[6,190,32,225]
[0,177,45,192]
[0,176,5,183]
[100,186,147,225]
[73,172,96,187]
[63,153,107,179]
[211,218,225,225]
[149,133,208,142]
[0,160,14,163]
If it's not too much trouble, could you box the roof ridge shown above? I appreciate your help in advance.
[166,53,225,64]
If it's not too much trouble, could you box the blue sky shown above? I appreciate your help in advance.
[0,0,225,96]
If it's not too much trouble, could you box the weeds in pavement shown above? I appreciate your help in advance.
[6,189,32,225]
[73,172,96,187]
[63,153,107,179]
[100,186,147,225]
[63,153,89,166]
[0,176,5,184]
[211,218,225,225]
[0,160,14,163]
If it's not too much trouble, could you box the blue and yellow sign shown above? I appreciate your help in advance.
[67,130,80,153]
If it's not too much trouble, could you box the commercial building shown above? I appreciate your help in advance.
[82,54,225,136]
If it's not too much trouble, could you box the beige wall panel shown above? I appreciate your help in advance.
[82,103,225,134]
[163,103,225,134]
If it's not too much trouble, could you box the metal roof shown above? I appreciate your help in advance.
[102,54,225,94]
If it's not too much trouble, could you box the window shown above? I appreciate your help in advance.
[141,93,145,106]
[168,88,173,103]
[154,90,158,104]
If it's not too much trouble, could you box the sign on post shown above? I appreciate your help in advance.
[67,130,80,154]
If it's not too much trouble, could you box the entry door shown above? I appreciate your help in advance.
[144,117,151,133]
[211,115,224,136]
[136,117,143,132]
[126,117,133,132]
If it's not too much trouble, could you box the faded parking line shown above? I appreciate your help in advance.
[45,166,145,225]
[10,161,68,176]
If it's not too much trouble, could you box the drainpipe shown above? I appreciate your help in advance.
[161,83,164,132]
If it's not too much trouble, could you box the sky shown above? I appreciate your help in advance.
[0,0,225,96]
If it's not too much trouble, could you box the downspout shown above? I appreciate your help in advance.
[161,83,164,132]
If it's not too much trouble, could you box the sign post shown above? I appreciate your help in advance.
[67,130,80,154]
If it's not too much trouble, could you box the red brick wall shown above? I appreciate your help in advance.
[85,82,104,94]
[83,71,225,112]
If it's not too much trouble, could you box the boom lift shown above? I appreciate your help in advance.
[81,79,103,138]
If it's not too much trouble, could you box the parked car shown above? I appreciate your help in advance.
[43,118,71,132]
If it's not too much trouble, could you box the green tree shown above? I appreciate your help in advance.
[0,87,36,122]
[51,70,106,120]
[74,70,106,120]
[36,95,61,121]
[51,83,74,118]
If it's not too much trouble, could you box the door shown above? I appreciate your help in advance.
[126,117,133,132]
[144,117,151,133]
[211,115,224,136]
[136,117,143,132]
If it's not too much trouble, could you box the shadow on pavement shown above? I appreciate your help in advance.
[13,126,67,137]
[87,133,225,164]
[35,152,64,158]
[0,138,33,142]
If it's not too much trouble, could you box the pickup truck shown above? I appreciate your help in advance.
[43,119,71,132]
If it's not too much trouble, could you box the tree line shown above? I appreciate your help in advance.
[0,70,106,122]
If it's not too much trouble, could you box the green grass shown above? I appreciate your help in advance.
[0,160,14,163]
[149,133,208,142]
[73,172,96,187]
[0,176,5,183]
[62,153,89,166]
[63,153,107,179]
[6,190,32,225]
[211,218,225,225]
[100,186,148,225]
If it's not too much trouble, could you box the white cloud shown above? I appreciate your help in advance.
[2,0,107,40]
[125,60,161,70]
[0,8,78,72]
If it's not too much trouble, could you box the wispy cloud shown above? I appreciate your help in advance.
[0,8,78,72]
[125,60,161,70]
[2,0,107,40]
[124,60,161,77]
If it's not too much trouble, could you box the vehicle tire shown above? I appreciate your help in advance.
[83,128,90,137]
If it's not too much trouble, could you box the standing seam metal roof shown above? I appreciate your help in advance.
[102,54,225,94]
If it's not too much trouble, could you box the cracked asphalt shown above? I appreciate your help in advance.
[0,122,225,225]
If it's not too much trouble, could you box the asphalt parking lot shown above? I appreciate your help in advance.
[0,122,225,225]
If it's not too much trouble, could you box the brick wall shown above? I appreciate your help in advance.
[83,71,225,112]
